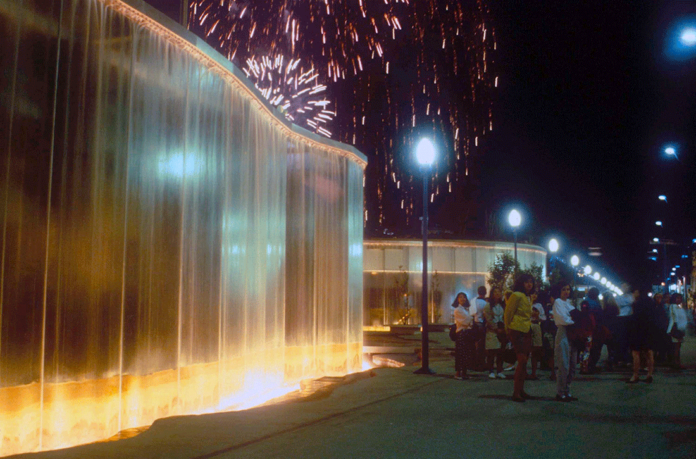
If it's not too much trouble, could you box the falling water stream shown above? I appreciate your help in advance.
[0,0,365,455]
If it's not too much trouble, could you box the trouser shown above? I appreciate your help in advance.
[474,323,486,369]
[588,337,603,371]
[555,326,577,396]
[455,329,475,374]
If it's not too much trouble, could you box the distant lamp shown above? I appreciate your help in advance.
[653,238,659,242]
[600,277,607,285]
[548,238,559,253]
[570,255,579,267]
[593,272,600,281]
[665,146,676,156]
[681,28,696,46]
[655,221,662,226]
[658,195,667,202]
[583,265,592,275]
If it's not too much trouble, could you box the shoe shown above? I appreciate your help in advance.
[496,373,506,379]
[512,395,525,403]
[489,372,496,379]
[626,378,640,384]
[555,394,570,402]
[504,366,516,371]
[645,376,653,384]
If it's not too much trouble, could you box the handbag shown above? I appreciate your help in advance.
[449,323,457,341]
[670,328,685,340]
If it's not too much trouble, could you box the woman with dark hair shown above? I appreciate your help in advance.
[552,282,578,402]
[626,285,658,383]
[503,274,535,402]
[452,292,475,380]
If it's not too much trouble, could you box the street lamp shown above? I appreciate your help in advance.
[593,272,600,281]
[658,195,667,202]
[509,209,521,267]
[584,265,592,276]
[601,277,607,285]
[414,138,435,375]
[548,238,559,276]
[681,27,696,46]
[656,221,663,226]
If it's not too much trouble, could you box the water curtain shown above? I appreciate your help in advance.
[0,0,365,455]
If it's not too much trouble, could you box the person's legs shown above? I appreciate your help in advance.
[629,351,640,381]
[496,350,504,375]
[487,349,495,373]
[647,350,654,377]
[530,349,538,378]
[555,327,570,396]
[513,353,528,397]
[674,342,682,368]
[589,338,603,372]
[568,343,577,393]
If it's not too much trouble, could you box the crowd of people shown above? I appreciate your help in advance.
[450,275,692,402]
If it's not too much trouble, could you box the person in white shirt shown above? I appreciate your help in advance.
[553,282,577,402]
[667,293,688,370]
[453,292,475,380]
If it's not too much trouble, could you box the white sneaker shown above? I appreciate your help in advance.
[496,373,506,379]
[488,372,496,379]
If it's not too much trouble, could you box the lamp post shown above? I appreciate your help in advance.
[509,209,521,268]
[548,238,559,277]
[414,138,436,375]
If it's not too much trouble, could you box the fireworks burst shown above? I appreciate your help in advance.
[243,54,334,137]
[190,0,497,235]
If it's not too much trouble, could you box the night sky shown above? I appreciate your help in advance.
[147,0,696,287]
[483,0,696,286]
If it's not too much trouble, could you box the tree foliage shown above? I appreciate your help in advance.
[487,252,518,292]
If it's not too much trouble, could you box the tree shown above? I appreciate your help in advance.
[519,262,548,293]
[487,253,519,292]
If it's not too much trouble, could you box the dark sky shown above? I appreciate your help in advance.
[484,0,696,285]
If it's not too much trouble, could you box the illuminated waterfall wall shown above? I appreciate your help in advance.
[0,0,365,455]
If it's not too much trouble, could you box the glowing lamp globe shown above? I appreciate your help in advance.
[508,209,521,228]
[570,255,579,267]
[665,146,676,156]
[415,138,436,166]
[548,238,559,253]
[681,28,696,46]
[583,265,592,275]
[601,277,607,285]
[593,272,600,281]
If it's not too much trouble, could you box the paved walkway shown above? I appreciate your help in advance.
[14,332,696,459]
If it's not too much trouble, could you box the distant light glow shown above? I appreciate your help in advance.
[658,195,667,202]
[548,238,559,253]
[593,272,600,281]
[655,221,662,226]
[681,28,696,46]
[665,146,676,156]
[508,209,521,228]
[583,265,592,275]
[653,238,659,242]
[600,277,607,285]
[570,255,579,267]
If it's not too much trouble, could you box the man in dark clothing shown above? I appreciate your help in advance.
[586,288,605,373]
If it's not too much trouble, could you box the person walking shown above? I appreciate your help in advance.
[667,293,688,370]
[484,287,506,379]
[503,274,535,402]
[626,286,657,384]
[553,282,578,402]
[453,292,475,380]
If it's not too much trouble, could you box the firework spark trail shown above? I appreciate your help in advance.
[190,0,496,232]
[243,54,334,137]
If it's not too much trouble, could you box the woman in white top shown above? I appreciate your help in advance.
[667,293,688,370]
[552,282,577,402]
[453,292,475,380]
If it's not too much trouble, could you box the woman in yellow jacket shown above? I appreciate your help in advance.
[503,273,535,402]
